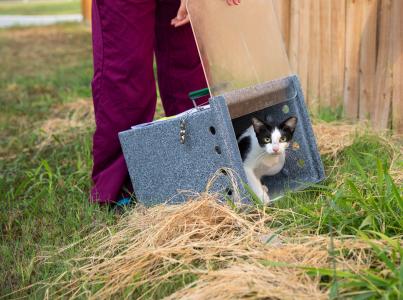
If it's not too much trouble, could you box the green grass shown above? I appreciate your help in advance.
[316,105,344,122]
[274,134,401,235]
[0,23,114,297]
[0,0,80,15]
[0,23,402,299]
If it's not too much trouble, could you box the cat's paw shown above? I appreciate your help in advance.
[261,192,271,205]
[260,185,271,205]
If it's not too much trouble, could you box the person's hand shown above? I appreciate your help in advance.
[226,0,241,5]
[171,0,189,28]
[171,0,241,27]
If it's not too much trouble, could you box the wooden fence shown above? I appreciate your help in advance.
[81,0,402,132]
[273,0,402,133]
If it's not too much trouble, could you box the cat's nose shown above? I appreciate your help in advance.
[273,145,280,152]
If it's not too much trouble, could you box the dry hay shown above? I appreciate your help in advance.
[313,121,402,184]
[34,99,94,150]
[389,136,403,184]
[40,118,83,135]
[0,24,91,78]
[42,98,93,133]
[0,25,91,40]
[0,97,94,159]
[41,195,378,300]
[312,121,362,156]
[52,98,94,121]
[166,264,322,300]
[40,98,94,134]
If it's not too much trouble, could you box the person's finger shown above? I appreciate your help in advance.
[171,1,188,26]
[176,6,187,20]
[173,15,190,27]
[226,0,240,6]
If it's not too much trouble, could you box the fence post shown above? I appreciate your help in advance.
[373,0,393,130]
[391,0,402,133]
[81,0,91,23]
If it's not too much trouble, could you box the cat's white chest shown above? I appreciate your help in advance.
[255,153,285,177]
[243,145,286,176]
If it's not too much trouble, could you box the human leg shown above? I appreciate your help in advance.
[155,0,208,116]
[91,0,157,203]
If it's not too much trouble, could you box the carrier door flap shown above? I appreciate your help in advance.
[188,0,292,116]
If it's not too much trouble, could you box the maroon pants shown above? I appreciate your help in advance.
[90,0,207,203]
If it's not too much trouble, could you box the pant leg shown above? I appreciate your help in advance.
[155,0,208,117]
[91,0,157,204]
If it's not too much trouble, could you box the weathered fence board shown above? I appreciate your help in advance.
[344,0,363,119]
[288,0,300,76]
[330,0,346,109]
[299,0,311,100]
[391,0,402,133]
[359,0,378,121]
[273,0,291,52]
[308,0,320,113]
[319,0,332,108]
[373,0,393,129]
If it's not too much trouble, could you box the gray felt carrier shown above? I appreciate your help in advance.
[119,75,325,205]
[119,0,325,205]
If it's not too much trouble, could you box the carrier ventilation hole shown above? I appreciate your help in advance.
[282,105,290,114]
[297,159,305,168]
[220,169,228,176]
[293,142,300,150]
[215,146,222,154]
[209,126,216,135]
[225,188,233,196]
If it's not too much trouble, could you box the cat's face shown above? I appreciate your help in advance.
[251,116,298,155]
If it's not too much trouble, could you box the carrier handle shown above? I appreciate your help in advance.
[188,87,210,107]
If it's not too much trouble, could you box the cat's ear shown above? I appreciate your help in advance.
[280,117,298,134]
[251,117,266,133]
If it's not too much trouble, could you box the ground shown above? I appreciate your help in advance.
[0,23,402,299]
[0,0,81,15]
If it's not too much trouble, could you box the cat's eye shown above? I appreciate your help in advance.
[280,137,287,142]
[263,137,271,144]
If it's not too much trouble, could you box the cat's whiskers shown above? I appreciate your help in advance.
[256,151,268,161]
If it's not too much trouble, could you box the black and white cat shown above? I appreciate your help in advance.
[237,116,298,204]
